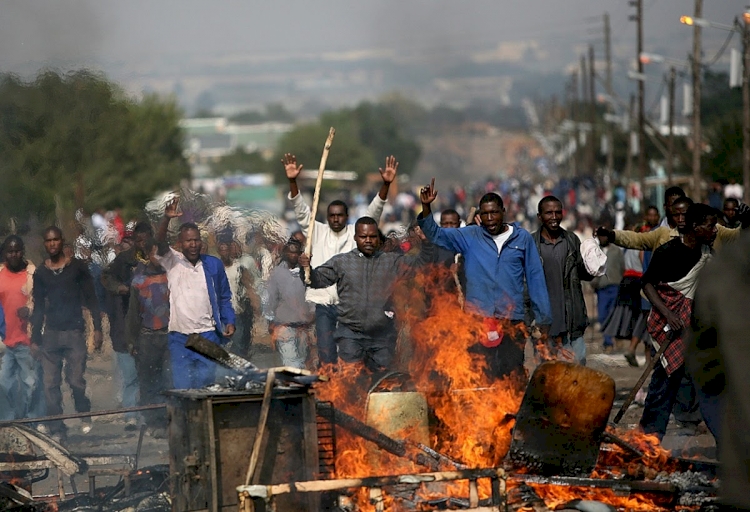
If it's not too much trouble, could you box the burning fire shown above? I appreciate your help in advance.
[314,264,697,511]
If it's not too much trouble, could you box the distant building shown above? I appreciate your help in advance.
[180,117,292,175]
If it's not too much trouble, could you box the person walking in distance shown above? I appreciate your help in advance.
[31,227,103,440]
[154,197,235,389]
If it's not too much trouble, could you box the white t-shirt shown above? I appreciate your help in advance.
[492,225,514,254]
[154,248,215,334]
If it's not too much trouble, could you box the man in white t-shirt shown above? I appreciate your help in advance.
[282,153,397,365]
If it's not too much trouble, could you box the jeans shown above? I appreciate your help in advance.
[337,335,396,372]
[672,374,702,426]
[41,330,90,434]
[315,305,338,366]
[134,331,171,427]
[114,351,139,421]
[596,286,619,347]
[272,325,310,369]
[169,331,220,389]
[640,363,685,439]
[0,344,37,421]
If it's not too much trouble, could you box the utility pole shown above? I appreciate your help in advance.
[588,44,597,176]
[626,94,636,180]
[570,72,579,177]
[691,0,703,201]
[667,67,676,185]
[630,0,646,210]
[604,12,615,182]
[743,14,750,204]
[580,54,588,175]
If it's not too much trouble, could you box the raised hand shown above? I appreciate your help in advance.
[379,155,399,184]
[299,252,311,268]
[420,178,438,205]
[164,197,182,219]
[282,153,303,180]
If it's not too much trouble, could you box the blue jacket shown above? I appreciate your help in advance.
[199,254,236,341]
[419,214,552,325]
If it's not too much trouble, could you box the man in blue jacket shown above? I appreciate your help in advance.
[156,197,235,389]
[418,179,552,380]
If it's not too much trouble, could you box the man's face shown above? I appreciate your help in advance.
[43,231,63,258]
[479,201,505,236]
[134,232,150,253]
[354,223,380,256]
[538,201,563,234]
[327,204,349,233]
[664,194,682,224]
[672,202,690,232]
[180,228,203,262]
[694,215,718,245]
[440,213,460,229]
[283,244,302,267]
[723,201,738,221]
[4,241,24,271]
[645,208,660,227]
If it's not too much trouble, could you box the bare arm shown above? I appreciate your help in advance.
[157,197,182,256]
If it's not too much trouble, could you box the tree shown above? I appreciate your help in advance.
[0,70,190,223]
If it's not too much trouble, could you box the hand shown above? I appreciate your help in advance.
[473,213,482,226]
[420,178,438,205]
[595,226,614,243]
[16,306,30,321]
[93,331,103,352]
[299,253,311,268]
[223,324,236,337]
[282,153,303,180]
[379,155,398,184]
[164,197,182,219]
[117,284,129,295]
[128,344,138,357]
[665,312,685,333]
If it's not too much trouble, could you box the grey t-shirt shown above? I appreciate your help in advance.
[539,236,569,337]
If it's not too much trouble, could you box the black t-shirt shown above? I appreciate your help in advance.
[641,238,702,285]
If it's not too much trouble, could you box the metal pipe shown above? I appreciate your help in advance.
[0,403,166,427]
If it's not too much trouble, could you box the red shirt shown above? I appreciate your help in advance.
[0,267,32,347]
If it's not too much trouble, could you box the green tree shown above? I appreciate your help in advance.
[0,70,190,223]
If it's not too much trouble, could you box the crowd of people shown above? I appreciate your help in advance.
[0,156,748,470]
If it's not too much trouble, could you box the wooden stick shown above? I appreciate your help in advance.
[453,253,464,310]
[244,369,276,485]
[304,127,336,284]
[612,335,674,424]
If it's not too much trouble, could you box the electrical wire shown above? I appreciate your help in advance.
[703,25,737,68]
[646,77,667,117]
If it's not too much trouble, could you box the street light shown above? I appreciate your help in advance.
[681,10,750,203]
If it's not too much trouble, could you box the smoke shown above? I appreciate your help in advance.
[0,0,103,70]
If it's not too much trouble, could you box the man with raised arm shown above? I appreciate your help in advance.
[418,179,552,381]
[154,197,235,389]
[283,154,397,366]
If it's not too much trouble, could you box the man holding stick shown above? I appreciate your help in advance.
[283,153,398,366]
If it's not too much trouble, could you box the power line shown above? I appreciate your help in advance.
[703,26,737,67]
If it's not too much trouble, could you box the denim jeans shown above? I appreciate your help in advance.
[114,351,139,421]
[315,305,339,366]
[596,286,619,347]
[0,344,37,421]
[41,330,90,434]
[640,363,686,439]
[134,331,170,427]
[169,331,220,389]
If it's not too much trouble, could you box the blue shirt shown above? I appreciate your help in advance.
[418,214,552,325]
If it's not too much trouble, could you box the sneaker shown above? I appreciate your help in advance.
[36,424,50,435]
[81,419,93,434]
[124,418,139,432]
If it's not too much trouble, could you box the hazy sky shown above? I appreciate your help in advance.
[0,0,742,74]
